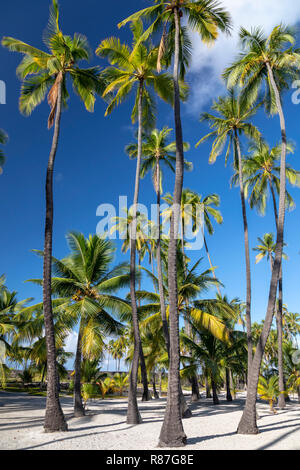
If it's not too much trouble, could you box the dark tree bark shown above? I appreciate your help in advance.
[237,64,287,434]
[190,375,200,402]
[43,74,67,433]
[139,344,151,401]
[226,368,233,402]
[152,372,159,399]
[234,129,253,377]
[74,323,85,417]
[158,7,187,447]
[127,82,144,425]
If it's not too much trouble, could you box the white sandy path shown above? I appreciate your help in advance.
[0,391,299,450]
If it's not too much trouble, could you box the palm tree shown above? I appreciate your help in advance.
[2,0,103,432]
[224,25,300,434]
[0,129,8,174]
[238,140,300,409]
[253,232,288,408]
[127,128,191,355]
[197,88,261,378]
[119,0,232,447]
[96,20,176,425]
[27,232,129,417]
[257,375,279,414]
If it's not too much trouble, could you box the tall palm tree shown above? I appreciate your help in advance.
[110,209,151,401]
[2,0,103,432]
[196,88,261,379]
[119,0,231,447]
[96,20,176,425]
[224,25,300,434]
[27,232,129,416]
[0,129,8,175]
[253,232,288,408]
[237,140,300,409]
[127,127,191,353]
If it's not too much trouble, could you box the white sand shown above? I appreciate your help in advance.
[0,391,299,450]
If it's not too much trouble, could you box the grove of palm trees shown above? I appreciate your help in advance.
[1,0,300,452]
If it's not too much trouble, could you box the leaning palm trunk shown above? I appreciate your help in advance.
[43,76,67,433]
[234,129,253,376]
[127,82,144,425]
[237,64,287,434]
[158,7,186,447]
[155,161,191,419]
[270,182,285,409]
[74,323,84,417]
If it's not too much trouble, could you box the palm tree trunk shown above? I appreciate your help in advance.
[74,323,84,417]
[152,371,159,399]
[234,129,253,377]
[139,344,151,401]
[237,64,287,434]
[270,181,285,409]
[43,75,67,433]
[127,81,144,425]
[158,7,187,448]
[190,374,200,402]
[226,368,233,401]
[155,161,191,419]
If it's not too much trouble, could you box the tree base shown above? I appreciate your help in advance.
[278,395,285,409]
[141,392,152,402]
[74,409,85,418]
[158,436,187,448]
[237,422,259,435]
[126,414,143,425]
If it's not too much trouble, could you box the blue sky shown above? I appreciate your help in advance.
[1,1,300,366]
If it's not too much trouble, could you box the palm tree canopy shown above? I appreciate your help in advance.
[2,0,104,127]
[96,20,187,129]
[231,140,300,215]
[253,233,288,265]
[118,1,232,79]
[223,25,300,114]
[126,127,192,194]
[196,88,261,165]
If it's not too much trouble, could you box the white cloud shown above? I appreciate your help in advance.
[187,0,300,113]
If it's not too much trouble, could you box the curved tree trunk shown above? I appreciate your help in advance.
[158,7,187,448]
[43,75,67,433]
[270,182,285,409]
[237,64,287,434]
[127,82,144,425]
[234,130,253,378]
[74,322,85,417]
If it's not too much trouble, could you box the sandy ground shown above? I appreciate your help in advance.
[0,391,300,450]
